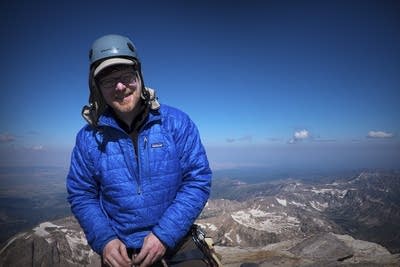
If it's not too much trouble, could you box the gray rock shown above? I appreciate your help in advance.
[215,232,400,266]
[289,232,353,261]
[0,216,100,267]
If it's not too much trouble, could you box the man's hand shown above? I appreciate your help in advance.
[102,239,131,267]
[132,232,167,267]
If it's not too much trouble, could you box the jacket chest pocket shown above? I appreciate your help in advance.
[146,136,180,176]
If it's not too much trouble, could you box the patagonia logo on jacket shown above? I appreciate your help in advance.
[151,142,164,148]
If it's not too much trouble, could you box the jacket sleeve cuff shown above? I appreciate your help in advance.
[151,230,169,249]
[152,225,180,249]
[95,235,118,255]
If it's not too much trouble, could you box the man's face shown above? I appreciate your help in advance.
[97,65,142,115]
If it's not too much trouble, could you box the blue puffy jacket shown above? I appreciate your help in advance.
[66,104,212,255]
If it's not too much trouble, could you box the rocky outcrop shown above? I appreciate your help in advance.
[1,216,399,267]
[0,217,100,267]
[217,233,400,266]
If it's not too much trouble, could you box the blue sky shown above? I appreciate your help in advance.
[0,0,399,171]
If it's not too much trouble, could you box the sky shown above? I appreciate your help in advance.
[0,0,399,172]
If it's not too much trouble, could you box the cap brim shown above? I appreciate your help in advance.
[94,58,134,77]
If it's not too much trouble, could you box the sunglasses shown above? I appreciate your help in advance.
[98,71,137,89]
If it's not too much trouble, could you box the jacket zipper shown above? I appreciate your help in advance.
[127,138,141,195]
[143,136,149,181]
[143,136,148,149]
[136,136,148,195]
[137,136,149,194]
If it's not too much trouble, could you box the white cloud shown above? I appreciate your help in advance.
[289,129,310,144]
[367,131,394,139]
[294,129,309,140]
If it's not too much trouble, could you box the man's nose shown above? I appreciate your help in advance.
[115,82,126,91]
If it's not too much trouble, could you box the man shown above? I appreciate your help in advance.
[66,34,212,267]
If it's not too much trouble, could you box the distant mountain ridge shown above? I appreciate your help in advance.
[1,170,399,266]
[200,171,400,253]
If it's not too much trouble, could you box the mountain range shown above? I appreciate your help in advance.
[1,170,399,266]
[201,170,400,253]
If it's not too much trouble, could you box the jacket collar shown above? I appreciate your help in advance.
[98,105,161,132]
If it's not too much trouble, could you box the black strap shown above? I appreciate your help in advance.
[190,226,219,267]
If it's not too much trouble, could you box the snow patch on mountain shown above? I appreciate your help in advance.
[224,229,233,242]
[290,201,306,207]
[310,188,348,198]
[236,234,242,244]
[65,230,88,248]
[276,198,287,206]
[33,222,61,237]
[65,230,94,262]
[231,209,300,233]
[309,201,329,211]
